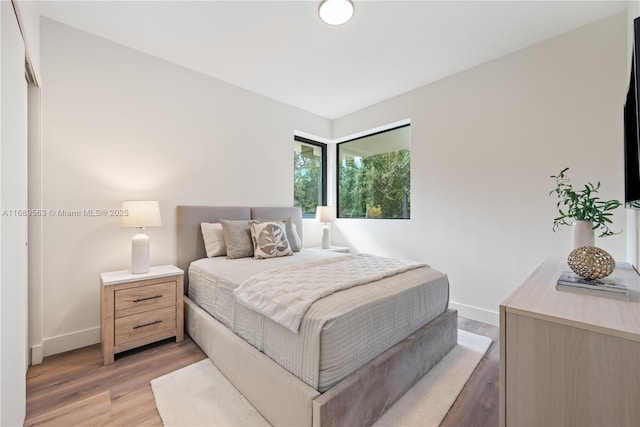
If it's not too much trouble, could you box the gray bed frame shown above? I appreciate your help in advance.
[177,206,458,427]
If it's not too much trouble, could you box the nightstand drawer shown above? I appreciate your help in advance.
[114,306,176,346]
[115,281,176,317]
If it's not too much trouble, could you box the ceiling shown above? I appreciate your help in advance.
[35,1,628,119]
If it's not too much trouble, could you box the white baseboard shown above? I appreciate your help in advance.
[449,301,499,326]
[30,343,43,365]
[42,326,100,357]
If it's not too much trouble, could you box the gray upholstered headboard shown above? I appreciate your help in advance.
[176,206,303,290]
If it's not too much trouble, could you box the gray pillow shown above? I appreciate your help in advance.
[220,219,253,259]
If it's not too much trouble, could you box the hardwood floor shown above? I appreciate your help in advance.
[25,317,499,426]
[25,338,206,426]
[441,318,500,427]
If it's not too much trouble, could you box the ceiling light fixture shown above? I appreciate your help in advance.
[319,0,354,26]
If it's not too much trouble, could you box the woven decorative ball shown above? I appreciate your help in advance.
[567,246,615,280]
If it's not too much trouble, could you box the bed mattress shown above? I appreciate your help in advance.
[188,250,449,392]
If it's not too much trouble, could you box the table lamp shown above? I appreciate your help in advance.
[316,206,336,249]
[120,200,161,274]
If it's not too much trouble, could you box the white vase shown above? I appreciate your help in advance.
[571,220,595,250]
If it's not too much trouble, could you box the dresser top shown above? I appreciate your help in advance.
[501,257,640,342]
[100,264,183,286]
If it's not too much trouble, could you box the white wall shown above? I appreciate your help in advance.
[1,1,29,424]
[331,13,627,325]
[626,1,640,267]
[37,18,330,356]
[36,10,627,354]
[629,1,639,61]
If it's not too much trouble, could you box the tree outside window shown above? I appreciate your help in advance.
[294,137,326,217]
[338,125,410,219]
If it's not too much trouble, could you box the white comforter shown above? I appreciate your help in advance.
[233,253,426,332]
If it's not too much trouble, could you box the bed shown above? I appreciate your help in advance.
[177,206,457,427]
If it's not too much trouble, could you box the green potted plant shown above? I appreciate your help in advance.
[366,206,382,219]
[549,167,621,248]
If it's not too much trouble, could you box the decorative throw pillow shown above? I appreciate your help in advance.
[200,222,226,257]
[249,221,293,259]
[220,219,254,259]
[253,217,301,252]
[291,222,302,250]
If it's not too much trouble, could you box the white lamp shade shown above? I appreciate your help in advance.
[120,201,162,228]
[316,206,336,223]
[319,0,354,25]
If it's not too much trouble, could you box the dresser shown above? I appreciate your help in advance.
[100,265,184,365]
[500,257,640,427]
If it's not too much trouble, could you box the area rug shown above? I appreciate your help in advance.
[151,329,491,427]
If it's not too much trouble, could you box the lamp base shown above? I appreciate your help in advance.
[131,232,150,274]
[321,224,331,249]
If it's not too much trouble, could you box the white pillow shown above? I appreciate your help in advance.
[201,222,226,257]
[291,222,302,250]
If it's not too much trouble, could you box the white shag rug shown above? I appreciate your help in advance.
[151,329,491,427]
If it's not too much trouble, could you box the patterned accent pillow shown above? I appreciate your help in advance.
[249,221,293,259]
[253,217,301,252]
[200,222,226,257]
[220,219,254,259]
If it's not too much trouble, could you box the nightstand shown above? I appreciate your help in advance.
[307,245,350,253]
[100,265,184,365]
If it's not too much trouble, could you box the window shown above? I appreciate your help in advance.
[337,124,410,219]
[294,136,327,217]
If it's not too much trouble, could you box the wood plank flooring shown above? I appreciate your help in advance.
[25,338,206,426]
[25,317,499,426]
[441,318,500,427]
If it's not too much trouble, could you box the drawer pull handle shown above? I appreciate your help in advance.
[133,320,162,330]
[133,295,162,303]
